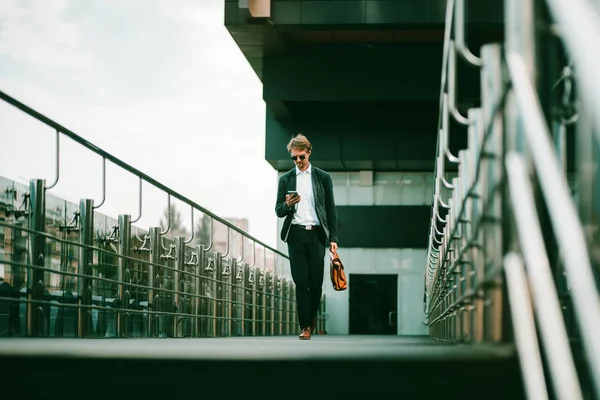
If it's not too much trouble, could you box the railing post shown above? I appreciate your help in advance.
[203,252,216,337]
[181,248,193,337]
[275,276,282,335]
[216,256,229,336]
[282,279,289,335]
[27,179,47,337]
[480,43,505,343]
[457,150,469,342]
[148,227,161,337]
[192,245,204,337]
[215,255,222,336]
[247,266,256,336]
[469,108,485,343]
[268,272,275,335]
[459,148,472,342]
[208,254,217,337]
[259,270,266,335]
[235,263,245,336]
[225,259,232,336]
[212,253,221,336]
[78,198,94,338]
[117,214,131,337]
[174,237,184,338]
[156,241,174,338]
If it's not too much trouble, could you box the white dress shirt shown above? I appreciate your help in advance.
[292,164,320,226]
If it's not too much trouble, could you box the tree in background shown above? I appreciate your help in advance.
[159,204,188,238]
[195,213,212,247]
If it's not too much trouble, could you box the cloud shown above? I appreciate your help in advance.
[0,0,93,74]
[0,0,280,249]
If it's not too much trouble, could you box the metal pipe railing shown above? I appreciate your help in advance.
[0,209,306,338]
[0,89,288,261]
[507,52,600,396]
[503,253,548,400]
[0,88,309,338]
[505,152,582,400]
[425,0,483,300]
[425,6,600,395]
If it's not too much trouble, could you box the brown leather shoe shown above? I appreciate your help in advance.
[299,327,311,340]
[310,317,317,334]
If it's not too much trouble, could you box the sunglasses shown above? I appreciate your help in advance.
[291,155,306,161]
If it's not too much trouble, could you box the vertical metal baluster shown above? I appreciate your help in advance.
[269,272,275,335]
[237,263,245,336]
[148,227,161,337]
[213,254,221,337]
[223,258,231,336]
[288,280,294,335]
[464,149,472,342]
[243,264,249,335]
[78,199,94,338]
[480,43,505,343]
[231,263,237,336]
[458,150,468,342]
[264,272,270,335]
[282,279,289,335]
[227,259,233,336]
[249,267,256,335]
[277,275,282,335]
[464,125,474,342]
[27,179,46,337]
[193,245,204,337]
[200,252,208,337]
[259,270,266,335]
[469,108,485,343]
[272,275,277,335]
[117,214,131,337]
[174,237,184,338]
[271,275,276,335]
[206,254,216,337]
[218,257,224,336]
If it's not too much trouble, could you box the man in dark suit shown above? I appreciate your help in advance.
[275,133,338,340]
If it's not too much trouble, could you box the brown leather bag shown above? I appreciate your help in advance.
[329,251,347,291]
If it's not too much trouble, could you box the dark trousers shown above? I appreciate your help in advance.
[287,225,326,330]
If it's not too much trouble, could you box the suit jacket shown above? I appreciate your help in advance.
[275,165,339,244]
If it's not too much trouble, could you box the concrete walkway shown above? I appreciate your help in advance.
[0,335,515,361]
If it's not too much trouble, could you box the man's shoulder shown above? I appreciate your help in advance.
[279,168,295,180]
[312,166,331,180]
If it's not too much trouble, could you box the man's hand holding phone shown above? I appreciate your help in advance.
[286,191,301,208]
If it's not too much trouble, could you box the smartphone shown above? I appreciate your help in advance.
[287,190,299,197]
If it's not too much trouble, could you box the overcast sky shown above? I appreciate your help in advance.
[0,0,281,248]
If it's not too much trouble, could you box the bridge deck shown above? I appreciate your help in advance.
[0,335,515,360]
[0,336,524,399]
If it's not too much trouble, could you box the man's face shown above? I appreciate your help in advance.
[291,147,310,171]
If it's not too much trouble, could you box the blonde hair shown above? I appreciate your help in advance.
[287,133,312,153]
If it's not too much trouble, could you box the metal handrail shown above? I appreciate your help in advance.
[425,84,509,296]
[507,52,600,396]
[0,89,288,260]
[425,3,600,397]
[427,0,456,228]
[505,152,582,400]
[426,0,477,294]
[503,253,548,400]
